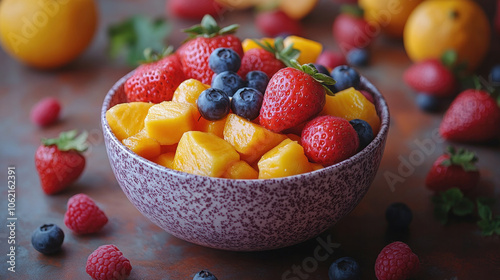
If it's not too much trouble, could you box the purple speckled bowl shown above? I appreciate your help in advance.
[101,72,390,251]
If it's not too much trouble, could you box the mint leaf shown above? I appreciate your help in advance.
[477,200,493,221]
[452,198,474,216]
[441,50,457,68]
[442,188,463,205]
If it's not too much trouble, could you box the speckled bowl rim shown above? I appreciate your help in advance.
[101,71,390,184]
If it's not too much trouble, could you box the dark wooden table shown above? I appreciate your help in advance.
[1,0,499,279]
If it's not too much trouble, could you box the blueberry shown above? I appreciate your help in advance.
[330,65,361,92]
[349,119,374,150]
[197,88,231,121]
[231,87,264,120]
[211,71,245,97]
[328,257,361,280]
[489,64,500,86]
[415,93,442,113]
[386,202,413,230]
[312,64,331,75]
[31,224,64,254]
[346,48,369,67]
[209,48,241,73]
[246,70,269,94]
[193,270,218,280]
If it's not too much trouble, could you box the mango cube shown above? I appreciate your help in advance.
[284,36,323,64]
[242,37,275,53]
[172,79,209,105]
[223,160,259,180]
[195,116,228,139]
[122,129,161,160]
[144,101,196,145]
[258,139,312,179]
[173,131,240,177]
[106,102,154,141]
[153,152,175,169]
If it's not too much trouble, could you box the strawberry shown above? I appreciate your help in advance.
[301,115,359,166]
[35,131,87,195]
[425,147,480,192]
[168,0,224,20]
[439,89,500,143]
[259,61,335,132]
[255,10,302,38]
[178,15,243,84]
[332,5,374,53]
[403,59,456,97]
[125,47,186,103]
[237,37,299,79]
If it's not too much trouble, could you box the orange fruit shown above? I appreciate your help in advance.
[404,0,490,71]
[0,0,98,69]
[359,0,423,38]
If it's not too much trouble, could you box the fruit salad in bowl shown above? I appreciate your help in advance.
[101,16,390,251]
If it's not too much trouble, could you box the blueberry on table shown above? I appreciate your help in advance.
[197,88,231,121]
[330,65,361,92]
[415,93,442,113]
[209,47,241,74]
[328,257,361,280]
[31,224,64,254]
[193,270,218,280]
[349,119,374,150]
[246,70,269,94]
[386,202,413,230]
[211,71,245,97]
[489,64,500,85]
[346,48,369,67]
[231,87,264,121]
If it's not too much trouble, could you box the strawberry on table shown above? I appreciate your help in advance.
[35,130,87,195]
[255,10,302,38]
[403,58,456,97]
[178,15,243,84]
[332,5,375,53]
[168,0,224,20]
[425,146,480,192]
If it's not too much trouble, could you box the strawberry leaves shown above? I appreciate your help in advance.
[42,130,88,152]
[252,37,300,68]
[441,146,478,171]
[289,59,336,96]
[183,14,238,39]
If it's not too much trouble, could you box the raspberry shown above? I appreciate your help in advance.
[64,194,108,234]
[86,245,132,280]
[30,97,61,127]
[375,242,420,280]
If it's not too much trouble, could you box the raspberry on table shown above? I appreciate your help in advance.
[375,241,419,280]
[64,193,108,234]
[86,244,132,280]
[30,97,61,127]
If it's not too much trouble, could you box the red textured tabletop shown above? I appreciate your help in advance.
[1,0,500,279]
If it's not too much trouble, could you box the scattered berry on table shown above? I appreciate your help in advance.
[385,202,413,230]
[349,119,374,150]
[64,193,108,234]
[30,97,61,127]
[86,244,131,280]
[169,0,224,20]
[489,64,500,85]
[375,241,419,280]
[197,88,231,121]
[211,71,245,97]
[415,93,443,113]
[231,87,264,121]
[403,58,456,97]
[332,5,374,53]
[193,270,218,280]
[316,50,346,70]
[255,10,302,37]
[246,70,269,94]
[346,48,369,67]
[209,47,241,73]
[330,65,361,92]
[31,224,64,254]
[328,257,361,280]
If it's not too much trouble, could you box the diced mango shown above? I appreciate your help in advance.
[153,152,176,169]
[284,36,322,64]
[321,87,380,134]
[223,114,287,164]
[106,102,154,141]
[173,131,240,177]
[144,101,197,145]
[222,160,259,180]
[160,144,178,153]
[172,79,210,105]
[258,139,312,179]
[242,37,275,53]
[122,129,161,160]
[195,116,228,139]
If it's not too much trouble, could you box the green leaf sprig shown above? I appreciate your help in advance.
[432,188,475,224]
[477,198,500,236]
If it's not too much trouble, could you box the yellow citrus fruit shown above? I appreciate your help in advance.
[359,0,423,38]
[0,0,98,69]
[404,0,490,71]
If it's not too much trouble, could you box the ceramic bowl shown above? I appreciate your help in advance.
[101,72,390,251]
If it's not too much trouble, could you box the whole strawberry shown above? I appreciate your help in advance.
[86,244,131,280]
[178,15,243,84]
[425,147,480,192]
[259,61,335,133]
[64,193,108,234]
[301,115,359,166]
[332,5,374,53]
[35,130,87,195]
[255,10,302,38]
[375,242,420,280]
[168,0,224,20]
[439,89,500,143]
[125,47,186,103]
[403,58,456,97]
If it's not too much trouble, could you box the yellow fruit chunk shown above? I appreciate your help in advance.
[222,160,259,180]
[321,87,380,134]
[122,129,161,160]
[195,116,228,139]
[242,38,275,53]
[144,101,196,145]
[278,0,318,20]
[173,131,240,177]
[310,163,324,171]
[160,144,178,154]
[172,79,210,105]
[153,152,175,169]
[258,139,312,179]
[223,114,287,164]
[106,102,154,141]
[283,36,322,64]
